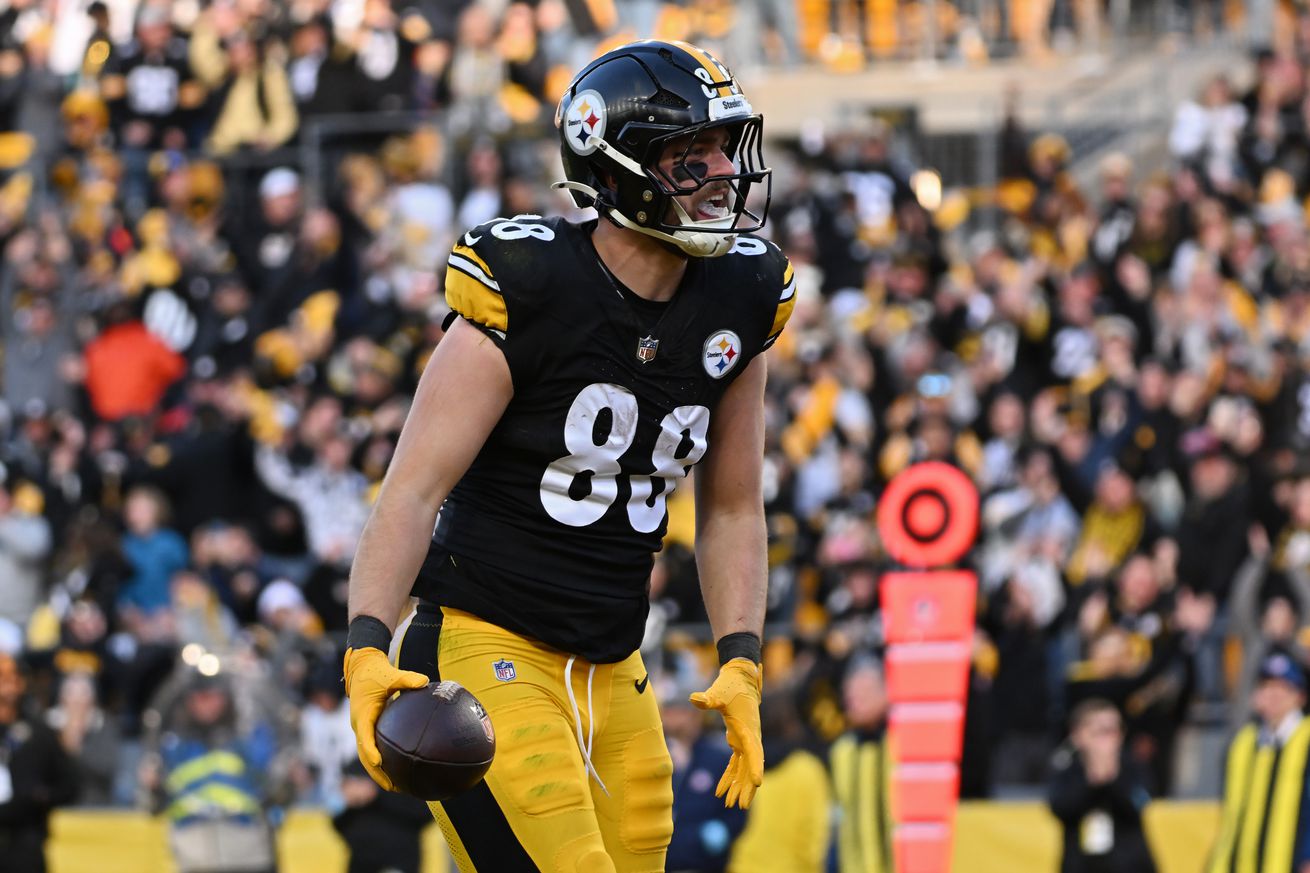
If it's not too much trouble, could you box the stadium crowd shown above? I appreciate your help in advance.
[1,0,1310,869]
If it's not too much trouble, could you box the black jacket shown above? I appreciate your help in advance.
[0,715,79,873]
[332,763,431,873]
[1048,747,1157,873]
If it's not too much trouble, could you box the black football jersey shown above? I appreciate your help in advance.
[412,215,794,662]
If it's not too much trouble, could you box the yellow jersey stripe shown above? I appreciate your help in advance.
[768,259,797,340]
[449,252,500,292]
[451,244,495,279]
[769,294,796,341]
[445,269,508,332]
[670,40,734,97]
[430,802,479,873]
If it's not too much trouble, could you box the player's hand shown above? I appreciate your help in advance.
[690,658,764,809]
[343,646,429,791]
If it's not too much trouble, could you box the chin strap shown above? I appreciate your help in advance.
[552,180,602,205]
[608,207,737,258]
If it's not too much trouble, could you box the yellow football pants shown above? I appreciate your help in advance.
[395,603,673,873]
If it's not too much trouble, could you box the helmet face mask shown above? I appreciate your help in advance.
[554,41,772,258]
[645,117,769,233]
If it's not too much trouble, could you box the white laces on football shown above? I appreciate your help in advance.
[564,656,609,795]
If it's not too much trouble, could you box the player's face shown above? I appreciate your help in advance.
[656,126,737,224]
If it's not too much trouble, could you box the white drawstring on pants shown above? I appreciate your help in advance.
[564,655,609,796]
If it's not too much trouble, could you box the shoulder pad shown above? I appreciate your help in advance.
[714,235,794,350]
[444,215,571,335]
[746,238,794,350]
[458,214,566,250]
[445,226,507,337]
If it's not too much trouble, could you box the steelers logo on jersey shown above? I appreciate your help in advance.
[702,330,743,379]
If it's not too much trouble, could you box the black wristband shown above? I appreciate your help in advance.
[716,632,762,666]
[347,615,393,653]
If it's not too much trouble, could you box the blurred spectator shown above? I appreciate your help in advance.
[1091,153,1136,267]
[1173,428,1251,702]
[456,139,506,231]
[1,223,79,417]
[285,17,355,120]
[727,689,831,873]
[0,653,77,873]
[348,0,419,114]
[252,578,325,694]
[82,301,187,422]
[1067,554,1191,792]
[296,659,354,810]
[117,486,189,623]
[191,521,268,625]
[663,668,747,873]
[46,671,120,806]
[170,568,239,653]
[98,5,199,151]
[1174,429,1250,607]
[829,655,894,873]
[980,447,1080,591]
[380,133,456,278]
[98,4,203,214]
[0,4,24,133]
[1066,460,1156,588]
[254,430,369,568]
[205,30,297,157]
[1168,76,1246,192]
[1048,699,1157,873]
[127,387,258,537]
[984,557,1065,786]
[1207,650,1310,872]
[232,167,310,329]
[331,759,432,873]
[0,472,52,631]
[140,667,290,873]
[447,5,507,134]
[1227,524,1310,730]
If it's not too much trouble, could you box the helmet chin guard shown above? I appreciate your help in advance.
[554,40,771,259]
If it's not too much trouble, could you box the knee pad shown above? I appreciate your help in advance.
[554,836,616,873]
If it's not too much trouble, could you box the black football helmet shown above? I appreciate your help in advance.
[554,40,771,258]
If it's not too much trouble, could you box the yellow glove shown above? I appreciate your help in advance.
[343,646,430,791]
[690,658,764,809]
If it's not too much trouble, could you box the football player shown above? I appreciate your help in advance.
[343,39,795,872]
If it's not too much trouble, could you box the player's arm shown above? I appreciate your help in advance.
[349,316,512,629]
[690,352,767,809]
[694,352,768,642]
[344,316,512,790]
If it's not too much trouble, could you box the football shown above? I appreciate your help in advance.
[374,680,496,801]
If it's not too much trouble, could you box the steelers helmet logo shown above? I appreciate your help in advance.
[564,89,607,156]
[703,330,742,379]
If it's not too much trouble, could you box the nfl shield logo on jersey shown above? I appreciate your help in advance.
[493,659,517,682]
[636,335,659,363]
